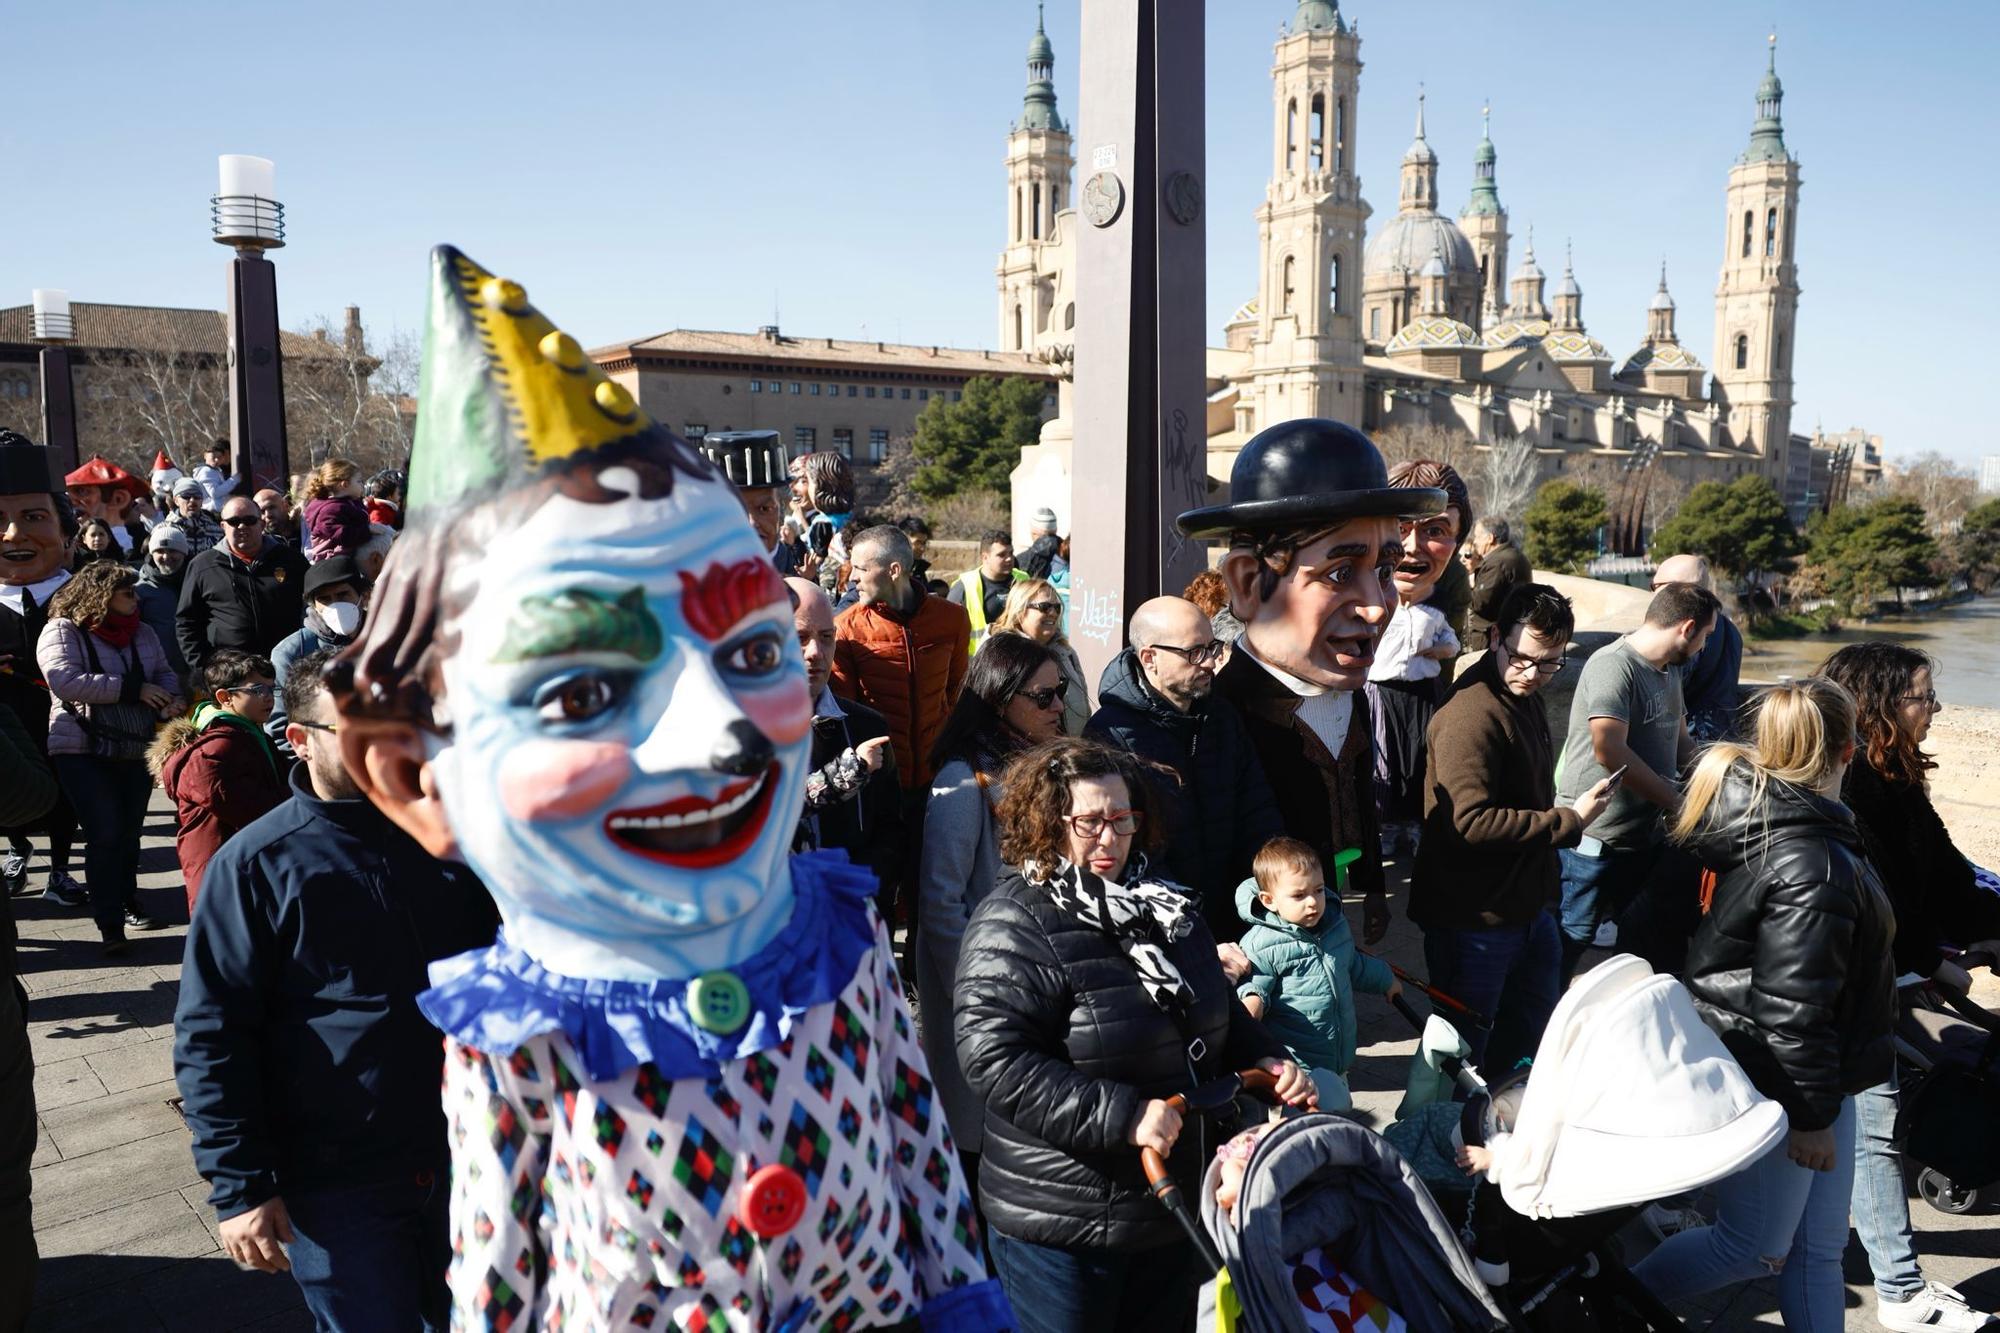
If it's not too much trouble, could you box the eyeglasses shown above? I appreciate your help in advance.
[1026,601,1063,615]
[222,515,262,528]
[291,719,338,734]
[1064,809,1142,838]
[1900,690,1940,707]
[1149,640,1226,666]
[1501,645,1564,675]
[227,683,276,699]
[1019,686,1064,711]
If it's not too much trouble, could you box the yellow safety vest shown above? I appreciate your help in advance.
[959,568,1028,651]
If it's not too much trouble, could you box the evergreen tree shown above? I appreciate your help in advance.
[1802,496,1939,612]
[1523,480,1608,574]
[907,376,1050,499]
[1648,475,1802,584]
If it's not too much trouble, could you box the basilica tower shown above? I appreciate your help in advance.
[996,5,1074,353]
[1459,108,1509,329]
[1239,0,1371,433]
[1711,35,1801,478]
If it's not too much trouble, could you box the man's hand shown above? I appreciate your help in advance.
[1362,891,1390,947]
[796,551,821,583]
[1571,775,1617,828]
[1216,942,1251,984]
[219,1197,293,1273]
[855,735,891,773]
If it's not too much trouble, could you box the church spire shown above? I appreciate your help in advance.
[1464,103,1501,216]
[1551,239,1584,331]
[1398,86,1438,213]
[1019,3,1064,132]
[1741,32,1786,163]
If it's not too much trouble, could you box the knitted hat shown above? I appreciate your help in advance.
[148,526,191,555]
[1032,506,1059,531]
[172,477,204,500]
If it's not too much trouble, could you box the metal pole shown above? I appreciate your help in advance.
[1068,0,1208,690]
[226,252,290,494]
[38,347,79,474]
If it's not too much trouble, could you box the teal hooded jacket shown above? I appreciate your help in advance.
[1235,876,1395,1076]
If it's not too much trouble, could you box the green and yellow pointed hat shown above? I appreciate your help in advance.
[406,246,712,514]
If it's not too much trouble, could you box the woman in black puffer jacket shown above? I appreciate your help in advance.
[1632,678,1894,1330]
[954,737,1309,1333]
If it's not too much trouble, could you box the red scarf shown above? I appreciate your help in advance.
[94,610,142,650]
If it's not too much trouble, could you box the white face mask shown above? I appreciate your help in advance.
[315,599,363,641]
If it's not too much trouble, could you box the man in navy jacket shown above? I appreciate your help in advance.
[174,648,496,1329]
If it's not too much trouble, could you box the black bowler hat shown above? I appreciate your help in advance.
[1176,417,1447,540]
[700,431,789,490]
[0,429,59,496]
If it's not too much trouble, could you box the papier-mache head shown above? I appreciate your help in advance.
[330,247,811,970]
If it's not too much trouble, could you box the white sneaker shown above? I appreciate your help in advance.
[1877,1282,1997,1333]
[1641,1202,1704,1243]
[1592,920,1619,949]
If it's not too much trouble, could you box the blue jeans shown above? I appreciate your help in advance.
[50,755,153,933]
[1422,912,1562,1078]
[1632,1097,1857,1330]
[1852,1073,1924,1301]
[988,1228,1199,1333]
[1557,841,1663,982]
[283,1172,448,1332]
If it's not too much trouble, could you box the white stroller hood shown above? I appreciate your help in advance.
[1481,954,1788,1217]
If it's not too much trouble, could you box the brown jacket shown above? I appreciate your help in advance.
[830,587,970,792]
[1410,652,1584,929]
[1210,648,1384,901]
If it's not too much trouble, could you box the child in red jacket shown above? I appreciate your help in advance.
[150,650,287,912]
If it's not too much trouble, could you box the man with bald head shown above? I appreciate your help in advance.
[1087,596,1283,944]
[1653,553,1742,741]
[789,576,904,906]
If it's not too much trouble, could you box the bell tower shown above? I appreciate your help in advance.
[1241,0,1371,434]
[1459,106,1509,330]
[996,4,1074,353]
[1712,34,1801,479]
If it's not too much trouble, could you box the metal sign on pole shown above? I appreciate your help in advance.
[1067,0,1209,689]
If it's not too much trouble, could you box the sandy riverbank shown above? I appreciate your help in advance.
[1923,706,2000,866]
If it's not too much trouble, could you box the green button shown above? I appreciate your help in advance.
[688,971,752,1034]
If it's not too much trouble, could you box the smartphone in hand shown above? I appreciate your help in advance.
[1606,764,1630,787]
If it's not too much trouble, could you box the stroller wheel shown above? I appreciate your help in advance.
[1916,1168,1982,1216]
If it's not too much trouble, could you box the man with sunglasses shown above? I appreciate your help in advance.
[155,649,287,910]
[176,495,308,676]
[1086,596,1282,946]
[1411,584,1616,1074]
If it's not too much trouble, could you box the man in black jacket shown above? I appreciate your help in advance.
[1086,595,1282,945]
[788,577,903,905]
[174,649,497,1328]
[176,494,307,674]
[1464,516,1532,653]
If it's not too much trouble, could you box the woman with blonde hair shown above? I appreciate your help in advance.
[1632,677,1895,1329]
[989,576,1089,735]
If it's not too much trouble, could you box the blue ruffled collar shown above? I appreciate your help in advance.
[417,850,879,1082]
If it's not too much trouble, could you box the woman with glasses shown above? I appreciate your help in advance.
[152,649,288,913]
[954,736,1311,1332]
[989,577,1089,735]
[913,633,1068,1197]
[35,561,185,953]
[1820,644,2000,1333]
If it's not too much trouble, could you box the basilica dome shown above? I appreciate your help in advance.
[1364,213,1478,280]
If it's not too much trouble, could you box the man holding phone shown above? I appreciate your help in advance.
[1553,582,1720,981]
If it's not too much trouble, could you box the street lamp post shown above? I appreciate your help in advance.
[30,288,79,473]
[212,154,290,493]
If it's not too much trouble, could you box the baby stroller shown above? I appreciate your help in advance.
[1892,948,2000,1215]
[1141,1067,1513,1332]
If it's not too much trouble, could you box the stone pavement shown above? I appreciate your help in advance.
[14,791,1999,1329]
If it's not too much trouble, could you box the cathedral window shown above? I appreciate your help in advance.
[1735,334,1749,370]
[1370,307,1380,340]
[1014,304,1025,350]
[1064,303,1076,330]
[1329,255,1342,312]
[1287,100,1298,173]
[1335,98,1347,173]
[1032,184,1043,240]
[1741,211,1753,258]
[1282,257,1296,314]
[1015,188,1023,243]
[1310,95,1326,173]
[1765,208,1778,257]
[1775,334,1785,370]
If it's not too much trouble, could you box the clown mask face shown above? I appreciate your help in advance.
[1233,516,1401,691]
[1393,506,1460,606]
[431,477,812,974]
[0,492,69,586]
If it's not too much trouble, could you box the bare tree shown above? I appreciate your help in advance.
[1479,433,1539,525]
[104,347,229,470]
[1373,421,1474,472]
[1886,450,1976,534]
[285,315,403,472]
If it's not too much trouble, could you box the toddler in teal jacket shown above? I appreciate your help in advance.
[1237,837,1400,1110]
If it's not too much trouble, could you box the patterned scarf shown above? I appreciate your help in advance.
[1031,858,1198,1017]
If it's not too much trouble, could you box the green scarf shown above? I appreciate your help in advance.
[195,701,283,781]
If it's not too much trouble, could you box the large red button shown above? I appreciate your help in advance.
[740,1164,807,1237]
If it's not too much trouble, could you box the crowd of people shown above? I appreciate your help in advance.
[1,411,1997,1333]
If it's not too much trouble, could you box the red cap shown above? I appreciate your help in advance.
[65,456,146,494]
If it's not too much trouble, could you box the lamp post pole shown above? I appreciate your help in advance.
[212,155,290,494]
[30,289,79,473]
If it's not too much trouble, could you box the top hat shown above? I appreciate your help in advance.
[1176,418,1446,540]
[700,431,789,490]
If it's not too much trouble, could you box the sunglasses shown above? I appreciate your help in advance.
[1019,685,1064,711]
[291,719,338,734]
[222,515,262,528]
[1026,601,1063,615]
[226,683,276,698]
[1150,640,1225,667]
[1064,809,1143,838]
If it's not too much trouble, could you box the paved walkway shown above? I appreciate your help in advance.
[15,792,1999,1329]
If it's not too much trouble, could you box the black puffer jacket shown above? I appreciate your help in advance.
[1681,767,1895,1131]
[954,868,1283,1249]
[1086,649,1284,944]
[1842,758,2000,980]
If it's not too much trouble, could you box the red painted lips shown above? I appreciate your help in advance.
[603,763,778,869]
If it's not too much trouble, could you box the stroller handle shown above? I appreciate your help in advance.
[1139,1068,1281,1197]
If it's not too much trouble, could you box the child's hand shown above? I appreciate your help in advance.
[1385,978,1403,1003]
[1259,1057,1317,1109]
[855,735,891,772]
[1456,1144,1493,1176]
[1216,942,1251,983]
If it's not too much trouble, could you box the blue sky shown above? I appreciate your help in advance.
[7,1,1994,466]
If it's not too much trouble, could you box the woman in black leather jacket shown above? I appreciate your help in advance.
[1632,678,1894,1330]
[953,737,1309,1333]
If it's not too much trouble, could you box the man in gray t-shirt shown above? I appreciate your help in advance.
[1554,584,1719,980]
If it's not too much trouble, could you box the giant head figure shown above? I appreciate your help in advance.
[65,456,147,529]
[1177,419,1444,691]
[0,430,76,590]
[330,248,810,981]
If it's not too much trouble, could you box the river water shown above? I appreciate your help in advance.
[1743,597,2000,708]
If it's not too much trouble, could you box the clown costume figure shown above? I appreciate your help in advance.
[328,248,1006,1332]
